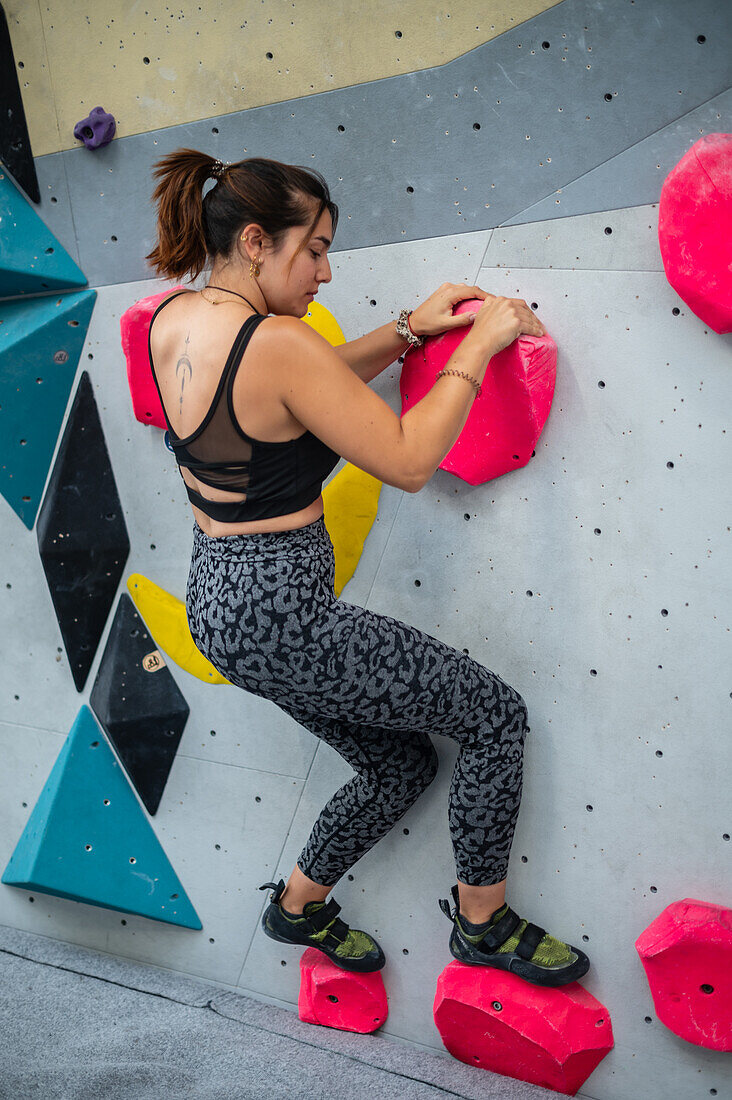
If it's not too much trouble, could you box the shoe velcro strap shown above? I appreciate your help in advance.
[324,916,350,943]
[480,906,522,950]
[515,922,546,960]
[304,898,341,932]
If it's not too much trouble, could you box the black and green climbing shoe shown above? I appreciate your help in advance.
[439,884,590,987]
[258,879,385,973]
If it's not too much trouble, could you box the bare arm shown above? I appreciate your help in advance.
[333,320,411,383]
[271,295,544,493]
[267,317,493,493]
[400,334,492,489]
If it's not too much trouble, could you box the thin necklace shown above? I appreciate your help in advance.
[203,285,262,313]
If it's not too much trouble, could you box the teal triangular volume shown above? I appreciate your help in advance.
[1,705,202,930]
[0,289,96,529]
[0,170,88,296]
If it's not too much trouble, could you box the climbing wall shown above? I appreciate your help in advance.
[0,2,730,1097]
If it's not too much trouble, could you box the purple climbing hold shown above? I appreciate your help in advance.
[73,106,116,150]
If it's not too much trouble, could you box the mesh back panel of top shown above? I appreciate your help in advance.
[166,314,266,495]
[175,381,254,494]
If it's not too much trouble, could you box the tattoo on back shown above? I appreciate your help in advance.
[175,332,193,415]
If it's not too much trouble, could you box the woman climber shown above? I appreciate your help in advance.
[145,148,590,986]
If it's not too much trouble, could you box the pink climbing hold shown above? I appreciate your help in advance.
[635,897,732,1051]
[658,132,732,334]
[434,962,613,1095]
[297,947,389,1033]
[400,298,556,485]
[120,287,187,429]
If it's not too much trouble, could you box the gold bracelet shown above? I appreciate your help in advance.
[435,368,482,399]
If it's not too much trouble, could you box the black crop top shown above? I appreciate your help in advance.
[148,290,341,522]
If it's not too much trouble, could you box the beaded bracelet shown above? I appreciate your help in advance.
[435,368,482,399]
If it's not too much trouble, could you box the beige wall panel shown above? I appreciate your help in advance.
[4,1,59,155]
[8,0,564,156]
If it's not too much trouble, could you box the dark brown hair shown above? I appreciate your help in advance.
[146,148,339,282]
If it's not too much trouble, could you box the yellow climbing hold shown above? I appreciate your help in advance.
[126,573,231,685]
[322,465,382,597]
[300,299,346,346]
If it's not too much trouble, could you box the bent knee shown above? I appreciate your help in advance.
[515,691,528,724]
[513,691,530,740]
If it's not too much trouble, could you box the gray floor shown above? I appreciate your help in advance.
[0,923,559,1100]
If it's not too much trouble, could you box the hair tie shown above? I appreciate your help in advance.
[210,159,230,180]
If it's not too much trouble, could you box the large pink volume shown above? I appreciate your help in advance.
[658,133,732,334]
[399,298,557,486]
[120,287,187,429]
[635,897,732,1051]
[433,962,613,1095]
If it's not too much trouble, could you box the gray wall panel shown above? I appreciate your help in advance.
[26,0,732,287]
[341,263,731,1093]
[32,152,80,272]
[486,202,664,270]
[503,89,732,226]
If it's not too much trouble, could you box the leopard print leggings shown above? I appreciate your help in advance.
[186,515,529,887]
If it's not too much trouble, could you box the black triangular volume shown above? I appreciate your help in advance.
[0,4,40,204]
[36,370,130,691]
[90,593,189,816]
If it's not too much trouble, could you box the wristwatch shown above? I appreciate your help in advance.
[396,308,424,348]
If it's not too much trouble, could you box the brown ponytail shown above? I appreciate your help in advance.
[146,147,339,283]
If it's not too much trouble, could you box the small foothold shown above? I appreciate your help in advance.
[73,106,117,149]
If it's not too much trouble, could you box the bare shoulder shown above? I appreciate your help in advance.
[256,314,325,346]
[163,288,194,303]
[156,288,196,319]
[150,289,195,341]
[251,315,331,377]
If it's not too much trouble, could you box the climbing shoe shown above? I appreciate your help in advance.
[258,879,385,973]
[439,883,590,987]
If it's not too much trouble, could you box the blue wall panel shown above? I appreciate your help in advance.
[0,289,96,529]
